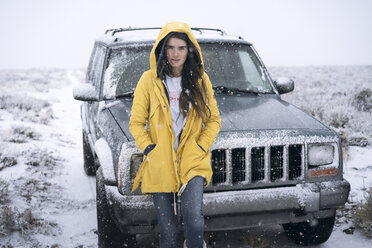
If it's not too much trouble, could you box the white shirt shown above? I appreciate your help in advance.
[165,74,185,151]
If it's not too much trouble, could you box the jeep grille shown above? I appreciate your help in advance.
[211,144,303,185]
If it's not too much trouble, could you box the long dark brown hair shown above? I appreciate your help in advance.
[156,32,211,121]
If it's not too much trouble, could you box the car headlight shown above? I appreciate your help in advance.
[308,144,334,166]
[117,143,143,194]
[307,143,339,177]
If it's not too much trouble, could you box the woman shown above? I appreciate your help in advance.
[129,22,221,248]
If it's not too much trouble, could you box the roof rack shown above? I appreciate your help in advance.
[105,27,162,36]
[105,27,227,36]
[191,27,226,35]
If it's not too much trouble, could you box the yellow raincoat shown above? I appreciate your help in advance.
[129,22,221,193]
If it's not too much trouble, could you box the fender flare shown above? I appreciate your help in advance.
[95,138,116,185]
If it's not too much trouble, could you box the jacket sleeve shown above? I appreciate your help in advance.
[197,73,221,151]
[129,73,153,152]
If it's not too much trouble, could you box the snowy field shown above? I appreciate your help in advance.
[0,66,371,247]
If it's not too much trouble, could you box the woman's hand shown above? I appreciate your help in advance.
[144,144,156,156]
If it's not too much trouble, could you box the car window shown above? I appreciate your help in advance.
[87,45,106,90]
[86,47,97,85]
[103,42,273,98]
[103,46,151,98]
[200,43,273,92]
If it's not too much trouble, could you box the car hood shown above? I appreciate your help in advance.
[108,94,331,141]
[215,94,328,131]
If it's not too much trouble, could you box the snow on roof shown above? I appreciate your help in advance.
[108,29,160,43]
[97,28,247,45]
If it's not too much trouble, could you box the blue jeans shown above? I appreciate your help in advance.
[153,176,204,248]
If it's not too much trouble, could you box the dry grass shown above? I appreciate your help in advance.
[270,66,372,147]
[23,147,61,168]
[0,206,60,236]
[353,88,372,112]
[0,152,17,172]
[0,178,9,204]
[353,189,372,237]
[0,94,49,112]
[20,179,51,203]
[0,207,32,235]
[0,94,54,124]
[7,125,41,143]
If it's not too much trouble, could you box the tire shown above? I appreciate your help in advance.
[282,216,335,245]
[83,130,96,176]
[96,167,136,247]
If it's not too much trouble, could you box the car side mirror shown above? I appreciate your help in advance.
[273,77,294,94]
[73,84,99,101]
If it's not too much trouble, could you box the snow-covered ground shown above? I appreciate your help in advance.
[0,66,371,247]
[0,69,97,247]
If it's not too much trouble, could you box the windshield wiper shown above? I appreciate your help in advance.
[213,86,260,95]
[116,92,134,98]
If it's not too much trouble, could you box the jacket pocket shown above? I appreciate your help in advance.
[197,144,206,152]
[193,140,206,155]
[142,144,165,186]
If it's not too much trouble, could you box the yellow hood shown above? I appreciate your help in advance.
[149,22,204,77]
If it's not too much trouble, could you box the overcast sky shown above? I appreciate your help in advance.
[1,0,372,69]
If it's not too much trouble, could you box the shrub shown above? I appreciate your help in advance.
[24,148,60,168]
[20,107,54,125]
[348,136,369,147]
[353,189,372,237]
[353,88,372,112]
[0,94,53,124]
[0,95,49,112]
[0,152,17,171]
[270,66,372,148]
[0,206,18,234]
[20,179,51,203]
[0,178,9,204]
[328,112,350,129]
[7,125,41,143]
[0,206,60,236]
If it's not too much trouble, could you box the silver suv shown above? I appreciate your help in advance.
[73,27,350,247]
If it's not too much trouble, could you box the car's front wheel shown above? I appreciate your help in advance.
[96,167,136,247]
[282,216,335,245]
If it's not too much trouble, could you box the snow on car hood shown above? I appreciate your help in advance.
[108,94,331,142]
[215,94,328,131]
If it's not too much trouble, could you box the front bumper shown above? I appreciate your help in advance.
[105,179,350,233]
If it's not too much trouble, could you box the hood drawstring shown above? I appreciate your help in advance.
[173,193,177,215]
[178,183,188,197]
[173,183,188,215]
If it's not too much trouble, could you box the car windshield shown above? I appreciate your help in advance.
[200,43,273,93]
[103,42,273,98]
